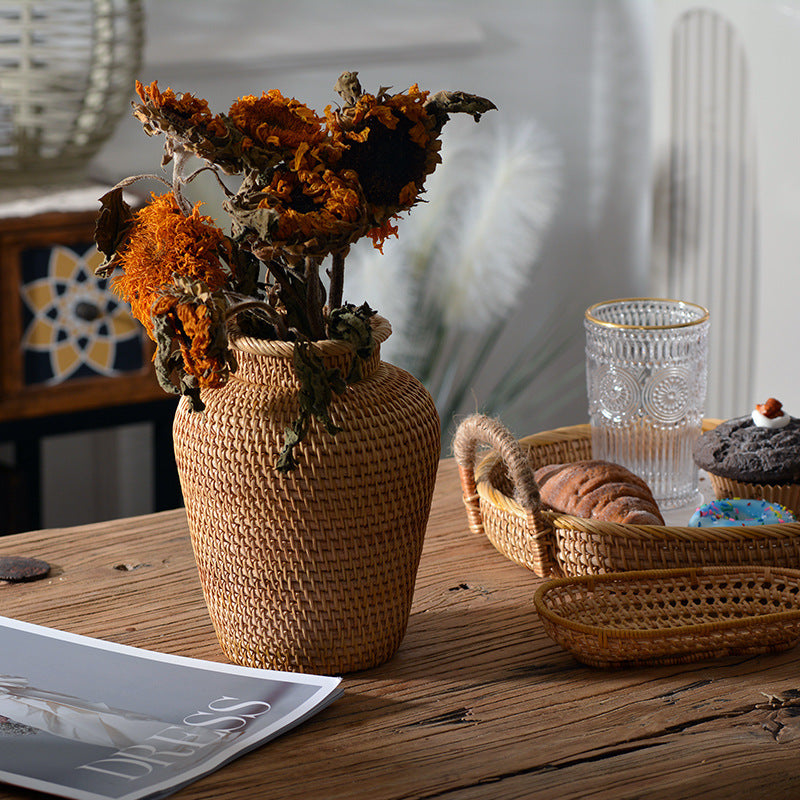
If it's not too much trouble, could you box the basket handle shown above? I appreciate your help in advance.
[452,414,544,530]
[453,415,559,576]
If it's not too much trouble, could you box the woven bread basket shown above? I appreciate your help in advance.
[453,415,800,578]
[534,566,800,667]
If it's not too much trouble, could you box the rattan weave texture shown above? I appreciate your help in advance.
[454,415,800,578]
[173,318,441,674]
[534,566,800,667]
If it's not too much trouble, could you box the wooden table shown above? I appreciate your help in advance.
[2,460,800,799]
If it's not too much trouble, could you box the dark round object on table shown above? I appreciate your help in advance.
[0,556,50,582]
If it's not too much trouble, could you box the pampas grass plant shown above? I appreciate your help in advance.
[345,115,583,443]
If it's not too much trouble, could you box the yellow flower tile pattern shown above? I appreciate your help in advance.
[20,244,145,386]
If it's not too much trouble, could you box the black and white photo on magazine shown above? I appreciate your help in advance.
[0,616,342,800]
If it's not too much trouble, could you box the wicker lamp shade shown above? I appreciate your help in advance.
[0,0,144,185]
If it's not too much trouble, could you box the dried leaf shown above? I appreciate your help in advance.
[277,341,348,473]
[424,90,498,129]
[334,71,363,107]
[327,302,377,381]
[93,187,135,277]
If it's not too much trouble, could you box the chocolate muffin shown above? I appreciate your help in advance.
[693,399,800,514]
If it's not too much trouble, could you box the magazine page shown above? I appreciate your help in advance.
[0,616,342,800]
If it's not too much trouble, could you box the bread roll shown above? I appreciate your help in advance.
[533,460,664,525]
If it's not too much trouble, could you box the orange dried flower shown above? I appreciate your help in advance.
[176,302,229,387]
[255,166,366,254]
[152,291,230,389]
[325,83,441,238]
[228,90,326,154]
[113,192,229,336]
[135,80,227,139]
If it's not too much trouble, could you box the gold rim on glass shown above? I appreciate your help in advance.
[584,297,710,331]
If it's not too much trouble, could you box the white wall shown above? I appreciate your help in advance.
[42,0,655,526]
[652,0,800,417]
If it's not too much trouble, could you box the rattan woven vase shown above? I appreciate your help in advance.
[172,316,440,675]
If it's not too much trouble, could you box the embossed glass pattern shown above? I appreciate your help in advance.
[585,298,710,510]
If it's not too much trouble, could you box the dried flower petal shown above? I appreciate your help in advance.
[113,192,230,337]
[228,91,326,154]
[151,277,233,391]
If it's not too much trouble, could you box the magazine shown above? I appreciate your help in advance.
[0,615,343,800]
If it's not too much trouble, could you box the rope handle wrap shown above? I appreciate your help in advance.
[453,414,544,536]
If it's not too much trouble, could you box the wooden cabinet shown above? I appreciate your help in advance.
[0,205,165,422]
[0,191,181,532]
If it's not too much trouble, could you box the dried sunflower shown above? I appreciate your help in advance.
[133,80,283,175]
[325,74,440,240]
[112,192,230,337]
[227,90,326,153]
[225,163,367,260]
[135,80,227,139]
[325,72,496,249]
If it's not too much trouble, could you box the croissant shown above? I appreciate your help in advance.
[533,460,665,525]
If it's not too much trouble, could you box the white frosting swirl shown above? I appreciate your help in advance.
[752,409,791,428]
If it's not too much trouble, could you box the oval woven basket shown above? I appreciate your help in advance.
[534,566,800,668]
[453,415,800,578]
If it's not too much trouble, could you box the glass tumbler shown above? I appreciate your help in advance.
[584,298,710,511]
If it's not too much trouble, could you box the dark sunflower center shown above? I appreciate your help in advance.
[340,115,426,206]
[289,182,318,214]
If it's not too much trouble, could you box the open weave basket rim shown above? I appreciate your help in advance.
[533,565,800,641]
[231,315,392,358]
[473,420,800,541]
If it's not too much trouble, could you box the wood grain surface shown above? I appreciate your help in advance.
[2,459,800,799]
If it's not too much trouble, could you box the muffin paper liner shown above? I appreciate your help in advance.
[707,474,800,517]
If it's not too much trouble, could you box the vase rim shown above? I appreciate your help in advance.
[230,314,391,358]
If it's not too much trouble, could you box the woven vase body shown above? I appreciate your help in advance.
[173,318,440,674]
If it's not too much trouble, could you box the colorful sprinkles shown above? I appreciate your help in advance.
[688,498,796,528]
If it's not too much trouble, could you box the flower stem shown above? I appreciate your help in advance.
[328,249,346,311]
[170,145,194,216]
[305,256,326,339]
